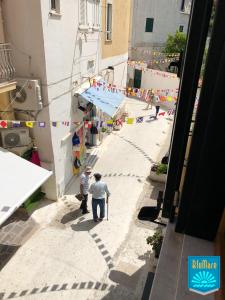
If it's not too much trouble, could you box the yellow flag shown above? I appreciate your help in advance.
[127,118,134,125]
[25,121,34,128]
[167,96,173,102]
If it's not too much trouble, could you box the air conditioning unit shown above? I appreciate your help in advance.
[10,78,43,111]
[0,127,31,148]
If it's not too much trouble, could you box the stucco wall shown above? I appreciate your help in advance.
[2,0,57,200]
[131,0,191,48]
[102,0,131,59]
[40,0,101,197]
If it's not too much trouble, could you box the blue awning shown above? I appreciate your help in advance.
[81,81,125,117]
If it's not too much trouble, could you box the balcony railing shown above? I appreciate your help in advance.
[0,43,15,82]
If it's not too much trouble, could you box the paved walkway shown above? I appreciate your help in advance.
[0,98,173,300]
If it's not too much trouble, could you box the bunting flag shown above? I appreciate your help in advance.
[84,121,92,129]
[62,121,70,126]
[127,118,134,125]
[115,119,123,126]
[12,121,21,128]
[107,120,113,127]
[38,122,46,128]
[128,57,180,66]
[136,117,144,123]
[25,121,34,128]
[128,48,180,56]
[0,120,8,128]
[52,121,58,127]
[0,109,176,132]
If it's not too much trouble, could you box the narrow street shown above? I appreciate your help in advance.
[0,98,173,300]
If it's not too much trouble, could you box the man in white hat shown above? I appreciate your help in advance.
[80,166,92,214]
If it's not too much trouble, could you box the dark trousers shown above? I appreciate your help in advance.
[80,194,88,213]
[92,198,105,220]
[155,106,160,117]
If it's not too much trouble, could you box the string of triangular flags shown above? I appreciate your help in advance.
[91,80,178,94]
[128,57,179,66]
[0,110,175,130]
[128,49,180,57]
[91,81,178,102]
[127,65,178,78]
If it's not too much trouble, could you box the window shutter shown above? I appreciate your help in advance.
[145,18,154,32]
[80,0,86,25]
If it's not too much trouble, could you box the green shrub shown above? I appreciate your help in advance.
[156,163,168,175]
[146,228,163,257]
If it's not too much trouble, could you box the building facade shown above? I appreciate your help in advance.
[2,0,131,201]
[130,0,191,60]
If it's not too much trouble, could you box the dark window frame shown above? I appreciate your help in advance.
[106,3,113,41]
[145,18,154,33]
[179,25,184,32]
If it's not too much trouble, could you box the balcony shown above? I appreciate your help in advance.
[0,43,15,83]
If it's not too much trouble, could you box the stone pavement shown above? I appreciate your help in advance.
[0,209,38,271]
[0,98,173,300]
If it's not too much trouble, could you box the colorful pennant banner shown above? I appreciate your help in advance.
[0,110,175,131]
[128,58,179,66]
[128,49,180,57]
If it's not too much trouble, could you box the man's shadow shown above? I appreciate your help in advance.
[146,116,157,123]
[71,219,98,231]
[61,208,81,224]
[101,251,155,300]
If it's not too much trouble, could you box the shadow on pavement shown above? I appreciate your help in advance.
[101,252,155,300]
[145,117,157,123]
[71,219,98,232]
[0,244,20,271]
[61,208,81,224]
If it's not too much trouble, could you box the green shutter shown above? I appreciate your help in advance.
[145,18,154,32]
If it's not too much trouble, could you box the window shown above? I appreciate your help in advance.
[179,25,184,32]
[181,0,185,11]
[50,0,60,13]
[79,0,88,28]
[106,3,112,41]
[93,0,100,30]
[145,18,154,32]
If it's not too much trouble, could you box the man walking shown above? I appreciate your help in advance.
[80,166,92,214]
[89,173,110,222]
[152,92,160,119]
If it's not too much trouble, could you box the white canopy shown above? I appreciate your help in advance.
[0,147,52,226]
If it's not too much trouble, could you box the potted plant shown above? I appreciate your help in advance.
[149,163,168,183]
[146,228,163,258]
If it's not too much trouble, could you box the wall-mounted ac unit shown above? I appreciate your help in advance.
[0,127,31,148]
[10,78,43,111]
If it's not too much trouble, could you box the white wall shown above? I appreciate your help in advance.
[100,53,128,88]
[141,69,179,90]
[3,0,128,199]
[141,69,179,110]
[131,0,191,48]
[40,0,101,196]
[2,0,57,200]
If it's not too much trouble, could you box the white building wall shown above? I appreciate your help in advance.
[131,0,191,57]
[100,53,128,88]
[3,0,129,199]
[40,0,101,197]
[3,0,102,199]
[2,0,57,200]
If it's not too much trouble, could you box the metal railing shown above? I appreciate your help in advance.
[0,43,15,82]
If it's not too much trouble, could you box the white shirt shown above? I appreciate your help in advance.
[80,173,90,195]
[89,181,110,199]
